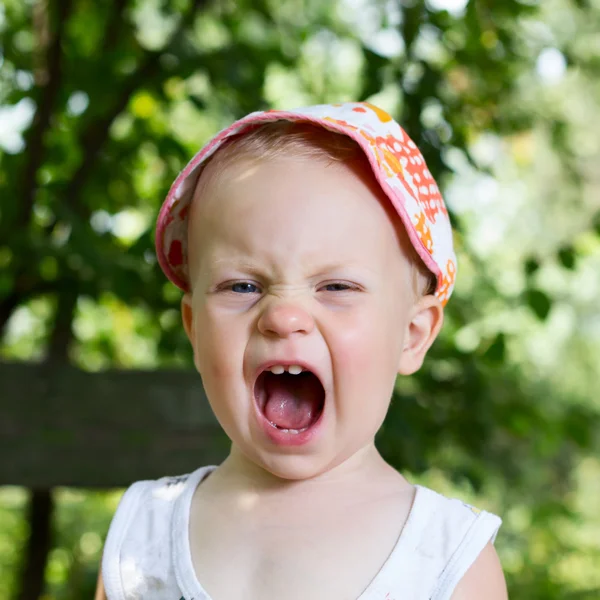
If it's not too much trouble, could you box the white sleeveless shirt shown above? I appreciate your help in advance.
[102,466,502,600]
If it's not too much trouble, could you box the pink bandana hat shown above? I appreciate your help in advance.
[155,101,457,305]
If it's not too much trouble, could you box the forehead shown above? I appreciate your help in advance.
[188,156,409,273]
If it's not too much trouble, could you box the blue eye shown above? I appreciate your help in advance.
[322,283,356,292]
[230,282,259,294]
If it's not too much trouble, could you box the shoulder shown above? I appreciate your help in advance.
[412,486,504,600]
[101,467,214,600]
[105,472,194,544]
[104,469,210,546]
[449,542,508,600]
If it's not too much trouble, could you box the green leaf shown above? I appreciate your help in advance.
[593,212,600,237]
[525,289,553,321]
[524,257,541,277]
[557,246,576,270]
[482,332,506,364]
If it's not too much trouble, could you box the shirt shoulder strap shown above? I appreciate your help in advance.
[363,485,501,600]
[101,471,201,600]
[421,486,502,600]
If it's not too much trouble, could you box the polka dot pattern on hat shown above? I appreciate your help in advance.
[155,102,457,305]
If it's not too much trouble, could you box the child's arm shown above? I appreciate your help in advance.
[450,542,508,599]
[94,565,107,600]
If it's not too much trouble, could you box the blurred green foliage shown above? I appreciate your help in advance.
[1,0,600,598]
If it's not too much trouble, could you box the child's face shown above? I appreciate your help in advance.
[182,155,441,481]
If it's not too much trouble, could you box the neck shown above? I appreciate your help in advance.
[211,442,397,497]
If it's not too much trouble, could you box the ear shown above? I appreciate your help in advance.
[181,293,204,374]
[398,295,444,376]
[181,292,195,346]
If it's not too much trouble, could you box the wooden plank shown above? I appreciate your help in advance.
[0,361,230,488]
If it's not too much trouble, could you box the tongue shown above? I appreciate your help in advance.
[263,372,323,430]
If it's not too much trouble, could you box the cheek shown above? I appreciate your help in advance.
[192,308,242,381]
[329,311,398,432]
[330,305,404,373]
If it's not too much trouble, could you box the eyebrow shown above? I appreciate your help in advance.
[208,258,264,274]
[206,257,372,279]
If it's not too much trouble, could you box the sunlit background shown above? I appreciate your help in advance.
[1,0,599,598]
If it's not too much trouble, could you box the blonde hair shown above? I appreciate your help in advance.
[195,121,437,298]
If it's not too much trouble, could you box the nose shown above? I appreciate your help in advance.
[257,301,315,338]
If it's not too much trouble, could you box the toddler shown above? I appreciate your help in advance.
[96,102,507,600]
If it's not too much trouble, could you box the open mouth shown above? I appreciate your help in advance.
[254,369,325,434]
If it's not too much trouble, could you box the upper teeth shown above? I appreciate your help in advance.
[270,365,303,375]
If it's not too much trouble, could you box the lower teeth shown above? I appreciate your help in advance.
[269,422,308,434]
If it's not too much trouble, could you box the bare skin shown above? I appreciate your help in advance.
[95,569,105,600]
[188,445,415,600]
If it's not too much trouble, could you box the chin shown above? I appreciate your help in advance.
[255,452,334,481]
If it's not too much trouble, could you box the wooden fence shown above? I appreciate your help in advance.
[0,360,228,599]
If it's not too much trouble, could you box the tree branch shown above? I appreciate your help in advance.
[13,283,77,599]
[0,292,21,341]
[14,490,54,600]
[2,0,209,336]
[0,279,60,342]
[45,285,77,363]
[17,0,74,231]
[62,0,210,218]
[102,0,129,53]
[4,0,73,339]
